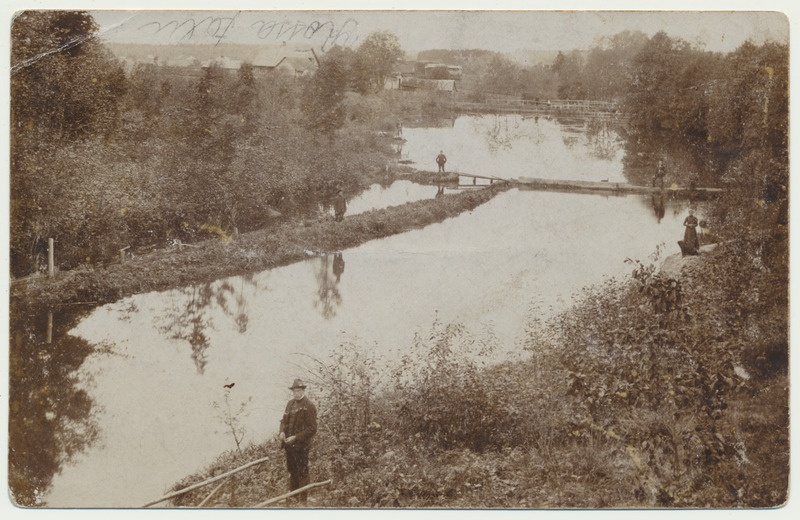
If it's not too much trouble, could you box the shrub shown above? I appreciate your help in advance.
[386,317,531,452]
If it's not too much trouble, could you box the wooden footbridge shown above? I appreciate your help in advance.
[450,171,722,198]
[452,96,620,118]
[513,176,722,197]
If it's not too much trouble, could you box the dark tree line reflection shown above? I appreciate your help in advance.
[156,252,348,375]
[481,115,528,153]
[586,117,620,161]
[8,303,100,507]
[157,274,261,374]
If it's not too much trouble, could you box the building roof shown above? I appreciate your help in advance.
[204,55,242,70]
[274,55,318,76]
[401,77,457,92]
[252,44,319,71]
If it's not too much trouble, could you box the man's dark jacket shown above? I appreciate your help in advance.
[280,396,317,451]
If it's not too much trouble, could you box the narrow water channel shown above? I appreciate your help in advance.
[10,114,697,507]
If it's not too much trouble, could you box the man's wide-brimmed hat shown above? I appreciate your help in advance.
[289,379,307,390]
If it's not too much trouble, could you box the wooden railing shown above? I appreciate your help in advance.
[452,93,620,116]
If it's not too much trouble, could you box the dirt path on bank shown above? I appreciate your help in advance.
[11,184,509,310]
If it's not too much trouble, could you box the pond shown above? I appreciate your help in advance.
[399,114,626,183]
[10,114,697,507]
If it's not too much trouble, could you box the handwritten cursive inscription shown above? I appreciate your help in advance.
[136,13,360,51]
[250,18,360,51]
[138,12,241,44]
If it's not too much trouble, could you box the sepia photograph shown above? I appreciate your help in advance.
[4,0,794,512]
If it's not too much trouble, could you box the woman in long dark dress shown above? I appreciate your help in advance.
[680,209,700,256]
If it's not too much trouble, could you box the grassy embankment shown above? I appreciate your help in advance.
[11,182,507,309]
[160,237,787,509]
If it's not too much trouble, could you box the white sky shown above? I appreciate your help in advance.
[88,8,788,55]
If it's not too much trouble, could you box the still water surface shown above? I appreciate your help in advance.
[401,114,625,182]
[18,115,693,507]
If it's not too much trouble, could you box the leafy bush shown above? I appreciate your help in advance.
[528,241,788,507]
[385,318,532,452]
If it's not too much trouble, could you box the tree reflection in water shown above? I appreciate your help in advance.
[157,274,260,374]
[312,252,345,320]
[586,117,621,161]
[8,304,101,507]
[479,115,529,154]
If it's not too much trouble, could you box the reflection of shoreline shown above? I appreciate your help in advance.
[8,306,100,507]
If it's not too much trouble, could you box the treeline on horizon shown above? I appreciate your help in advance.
[10,11,788,284]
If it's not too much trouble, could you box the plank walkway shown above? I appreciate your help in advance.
[448,172,722,198]
[514,176,722,197]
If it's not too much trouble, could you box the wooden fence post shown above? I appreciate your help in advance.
[48,238,54,278]
[47,311,53,344]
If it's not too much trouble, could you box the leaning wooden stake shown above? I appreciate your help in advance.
[254,479,333,507]
[197,480,226,508]
[141,455,271,508]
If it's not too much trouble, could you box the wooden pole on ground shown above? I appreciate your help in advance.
[48,238,54,278]
[141,455,271,508]
[196,480,226,508]
[253,479,333,508]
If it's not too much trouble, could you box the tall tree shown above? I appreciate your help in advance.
[478,54,522,96]
[352,31,404,94]
[551,50,587,99]
[10,11,127,276]
[301,45,350,135]
[583,30,649,100]
[623,31,697,136]
[11,11,126,140]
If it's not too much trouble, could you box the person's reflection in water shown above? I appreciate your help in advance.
[435,185,445,199]
[313,254,343,320]
[333,252,345,283]
[651,192,666,223]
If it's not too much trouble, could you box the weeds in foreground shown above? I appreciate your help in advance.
[212,389,252,454]
[169,242,787,509]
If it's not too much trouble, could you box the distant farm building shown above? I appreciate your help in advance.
[202,55,242,71]
[251,44,320,77]
[386,59,462,91]
[414,61,463,80]
[111,43,320,80]
[398,77,457,92]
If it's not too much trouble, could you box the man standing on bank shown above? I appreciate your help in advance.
[279,379,317,504]
[436,150,447,173]
[333,188,346,222]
